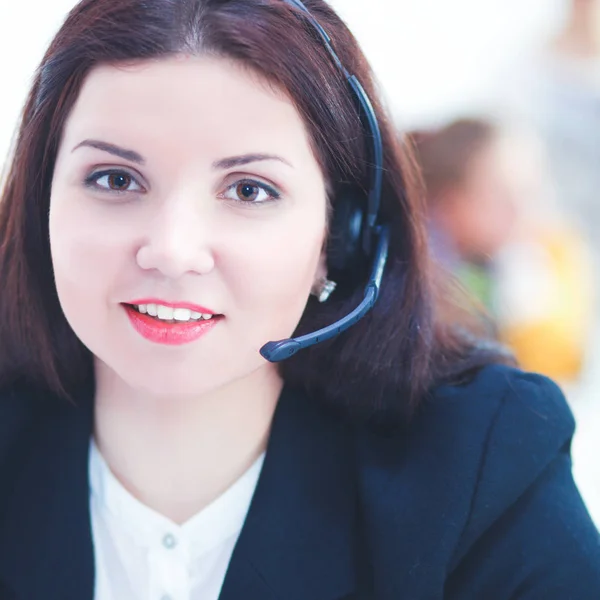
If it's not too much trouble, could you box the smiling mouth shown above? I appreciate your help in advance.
[122,303,222,345]
[124,303,223,324]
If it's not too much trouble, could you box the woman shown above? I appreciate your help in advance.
[0,1,598,599]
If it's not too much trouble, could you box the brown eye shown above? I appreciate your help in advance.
[107,173,132,191]
[85,169,144,194]
[220,179,281,205]
[236,182,260,202]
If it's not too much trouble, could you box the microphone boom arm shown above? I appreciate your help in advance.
[260,225,389,362]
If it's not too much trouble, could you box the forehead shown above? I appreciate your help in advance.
[61,55,315,165]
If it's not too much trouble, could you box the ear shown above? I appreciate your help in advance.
[313,248,328,286]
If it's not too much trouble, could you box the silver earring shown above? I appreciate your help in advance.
[312,277,337,303]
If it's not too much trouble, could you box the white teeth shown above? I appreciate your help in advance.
[132,303,215,321]
[157,305,174,320]
[173,308,192,321]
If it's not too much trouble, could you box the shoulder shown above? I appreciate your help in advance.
[355,365,600,597]
[356,363,573,519]
[394,363,575,496]
[427,363,574,460]
[424,363,577,540]
[430,362,572,425]
[358,363,573,485]
[418,364,579,541]
[440,366,600,597]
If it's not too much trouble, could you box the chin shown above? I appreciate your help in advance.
[117,357,269,400]
[130,366,230,397]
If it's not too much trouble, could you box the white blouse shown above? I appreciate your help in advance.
[88,439,265,600]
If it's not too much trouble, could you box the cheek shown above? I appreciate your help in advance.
[49,189,129,331]
[220,210,326,340]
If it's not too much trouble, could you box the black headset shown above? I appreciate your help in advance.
[259,0,390,362]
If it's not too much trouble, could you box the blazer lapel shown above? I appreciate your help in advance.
[219,386,361,600]
[0,396,95,600]
[0,386,363,600]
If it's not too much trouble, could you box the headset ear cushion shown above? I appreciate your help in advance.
[327,187,364,273]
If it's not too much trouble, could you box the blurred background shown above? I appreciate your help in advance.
[1,0,599,520]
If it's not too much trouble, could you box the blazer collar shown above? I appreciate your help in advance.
[0,386,361,600]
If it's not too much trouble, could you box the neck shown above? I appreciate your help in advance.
[93,362,282,524]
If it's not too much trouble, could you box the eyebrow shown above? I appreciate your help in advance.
[72,140,292,170]
[212,153,293,170]
[72,139,146,164]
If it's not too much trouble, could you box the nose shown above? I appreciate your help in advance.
[135,192,216,280]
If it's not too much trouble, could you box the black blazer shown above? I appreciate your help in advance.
[0,364,599,600]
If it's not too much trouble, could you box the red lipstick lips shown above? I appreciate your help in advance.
[123,299,220,346]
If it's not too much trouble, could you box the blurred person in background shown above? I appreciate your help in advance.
[411,121,516,316]
[500,0,600,260]
[412,118,595,385]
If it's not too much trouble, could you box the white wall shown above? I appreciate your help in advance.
[0,0,566,161]
[329,0,565,124]
[0,0,78,160]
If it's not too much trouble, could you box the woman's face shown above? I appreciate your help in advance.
[50,55,328,397]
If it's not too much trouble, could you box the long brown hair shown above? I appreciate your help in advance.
[0,0,509,426]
